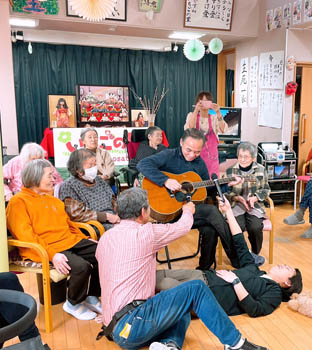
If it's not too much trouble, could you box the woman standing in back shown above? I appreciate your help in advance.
[184,91,227,177]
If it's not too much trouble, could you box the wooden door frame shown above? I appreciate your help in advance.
[291,62,312,149]
[217,48,236,106]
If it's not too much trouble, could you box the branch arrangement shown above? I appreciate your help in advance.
[131,87,169,115]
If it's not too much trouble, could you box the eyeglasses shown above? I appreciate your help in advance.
[238,155,252,160]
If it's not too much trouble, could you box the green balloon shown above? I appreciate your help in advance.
[183,39,205,61]
[209,38,223,55]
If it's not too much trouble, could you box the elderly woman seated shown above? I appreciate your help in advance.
[59,149,120,230]
[226,141,271,265]
[129,126,167,171]
[3,142,63,202]
[80,127,115,181]
[6,159,101,321]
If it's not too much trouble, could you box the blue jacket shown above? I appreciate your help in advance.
[137,147,209,187]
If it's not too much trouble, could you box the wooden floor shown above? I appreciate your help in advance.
[5,203,312,350]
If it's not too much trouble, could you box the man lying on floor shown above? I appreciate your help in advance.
[156,197,303,318]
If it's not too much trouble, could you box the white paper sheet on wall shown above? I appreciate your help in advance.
[239,57,248,107]
[258,90,283,128]
[259,51,284,89]
[249,56,258,107]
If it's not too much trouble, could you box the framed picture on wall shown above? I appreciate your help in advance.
[184,0,234,31]
[138,0,162,12]
[131,109,148,127]
[48,95,77,128]
[66,0,127,21]
[77,85,130,126]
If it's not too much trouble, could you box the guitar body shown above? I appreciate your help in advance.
[142,171,207,223]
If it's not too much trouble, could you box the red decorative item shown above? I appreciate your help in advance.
[286,81,298,95]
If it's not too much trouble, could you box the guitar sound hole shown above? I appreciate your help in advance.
[181,182,194,193]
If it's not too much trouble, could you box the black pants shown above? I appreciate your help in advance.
[61,239,100,305]
[235,213,264,254]
[193,204,240,270]
[0,272,40,348]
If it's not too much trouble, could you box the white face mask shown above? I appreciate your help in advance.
[82,166,98,182]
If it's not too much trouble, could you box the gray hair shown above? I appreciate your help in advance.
[116,188,149,220]
[237,142,257,159]
[67,148,96,177]
[20,143,45,163]
[80,128,98,141]
[145,126,162,138]
[21,159,52,188]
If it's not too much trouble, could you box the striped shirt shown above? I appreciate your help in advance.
[95,209,194,326]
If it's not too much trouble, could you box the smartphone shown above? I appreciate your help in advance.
[201,100,212,109]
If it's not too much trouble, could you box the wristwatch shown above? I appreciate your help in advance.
[232,277,241,286]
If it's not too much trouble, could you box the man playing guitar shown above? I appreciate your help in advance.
[138,128,242,269]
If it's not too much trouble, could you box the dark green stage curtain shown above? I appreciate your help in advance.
[225,69,234,107]
[12,42,217,148]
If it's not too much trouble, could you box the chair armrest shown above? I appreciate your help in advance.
[71,222,98,241]
[87,220,105,237]
[302,161,310,176]
[7,239,50,277]
[265,196,274,222]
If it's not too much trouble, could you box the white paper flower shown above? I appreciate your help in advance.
[69,0,117,22]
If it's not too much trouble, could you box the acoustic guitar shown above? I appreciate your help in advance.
[142,171,257,222]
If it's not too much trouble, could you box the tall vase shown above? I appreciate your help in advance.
[147,112,156,126]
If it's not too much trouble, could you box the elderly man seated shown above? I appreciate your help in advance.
[59,149,120,231]
[6,159,101,321]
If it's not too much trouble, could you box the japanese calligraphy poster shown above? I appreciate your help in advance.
[259,51,284,90]
[184,0,234,30]
[258,91,283,128]
[293,0,302,24]
[304,0,312,22]
[239,57,248,108]
[248,56,258,108]
[53,127,143,167]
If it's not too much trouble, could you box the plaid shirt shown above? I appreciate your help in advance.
[226,162,270,214]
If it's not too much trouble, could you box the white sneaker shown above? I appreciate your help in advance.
[84,296,102,314]
[63,300,97,320]
[149,342,179,350]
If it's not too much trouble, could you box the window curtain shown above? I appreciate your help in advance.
[225,69,234,107]
[12,42,217,148]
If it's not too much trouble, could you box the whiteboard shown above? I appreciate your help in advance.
[184,0,234,30]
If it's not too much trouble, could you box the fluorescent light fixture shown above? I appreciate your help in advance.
[169,32,204,40]
[9,18,39,28]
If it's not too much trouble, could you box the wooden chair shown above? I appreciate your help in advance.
[294,147,312,210]
[8,221,98,333]
[218,196,275,265]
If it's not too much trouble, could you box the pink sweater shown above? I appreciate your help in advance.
[3,155,63,198]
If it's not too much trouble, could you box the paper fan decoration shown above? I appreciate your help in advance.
[68,0,117,21]
[208,38,223,55]
[183,39,205,62]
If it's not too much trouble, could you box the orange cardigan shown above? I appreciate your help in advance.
[6,187,87,262]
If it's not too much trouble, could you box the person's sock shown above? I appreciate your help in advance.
[225,337,245,349]
[300,225,312,238]
[284,208,306,225]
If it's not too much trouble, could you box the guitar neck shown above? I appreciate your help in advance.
[193,176,252,189]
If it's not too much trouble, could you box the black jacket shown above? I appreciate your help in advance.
[205,234,282,317]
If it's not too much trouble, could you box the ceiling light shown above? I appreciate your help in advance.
[9,18,39,27]
[169,32,204,40]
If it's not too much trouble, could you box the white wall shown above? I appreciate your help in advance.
[234,0,288,145]
[0,1,19,154]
